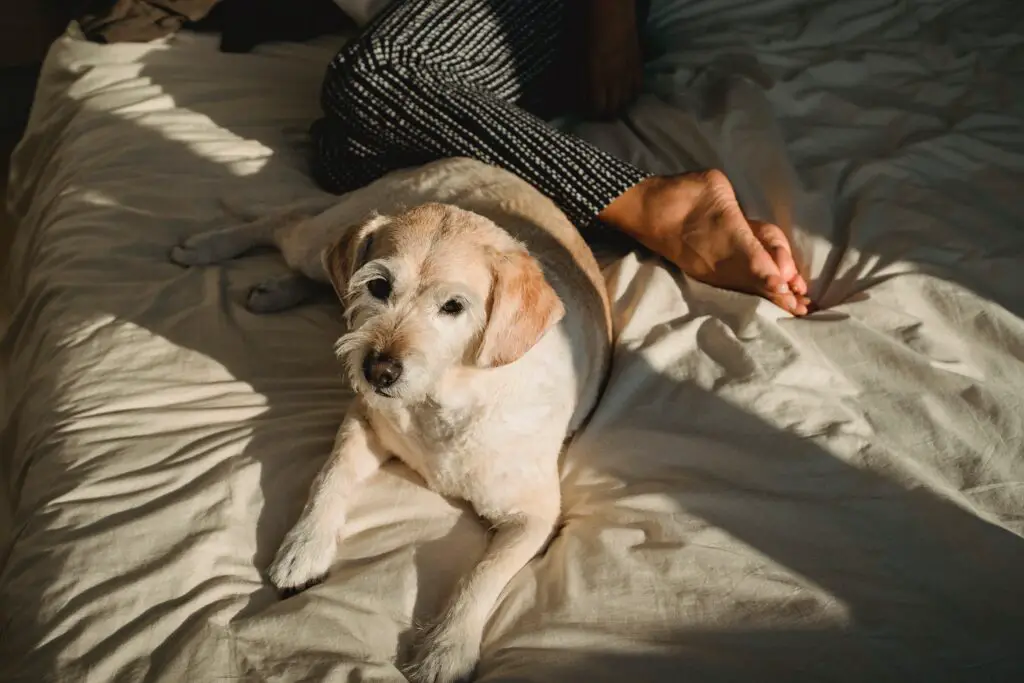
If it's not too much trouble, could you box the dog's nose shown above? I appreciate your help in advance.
[362,352,403,390]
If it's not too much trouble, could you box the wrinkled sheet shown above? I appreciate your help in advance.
[3,1,1024,681]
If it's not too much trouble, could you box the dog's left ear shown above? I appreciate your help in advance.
[321,213,388,301]
[476,248,565,368]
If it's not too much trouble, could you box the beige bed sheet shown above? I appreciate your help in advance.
[2,1,1023,681]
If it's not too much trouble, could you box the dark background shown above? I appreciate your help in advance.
[0,4,67,303]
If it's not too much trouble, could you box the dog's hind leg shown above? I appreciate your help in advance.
[170,216,282,267]
[170,197,334,267]
[219,194,337,223]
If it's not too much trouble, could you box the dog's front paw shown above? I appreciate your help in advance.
[267,521,338,593]
[405,621,481,683]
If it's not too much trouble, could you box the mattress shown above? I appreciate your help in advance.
[2,0,1024,681]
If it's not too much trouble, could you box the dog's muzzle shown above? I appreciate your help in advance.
[362,351,403,393]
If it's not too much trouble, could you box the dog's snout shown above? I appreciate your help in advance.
[362,351,403,390]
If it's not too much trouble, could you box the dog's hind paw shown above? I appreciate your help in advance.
[246,275,318,314]
[169,243,204,267]
[169,233,222,267]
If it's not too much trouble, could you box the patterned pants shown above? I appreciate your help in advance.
[312,0,651,229]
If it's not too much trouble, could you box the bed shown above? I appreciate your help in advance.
[2,0,1023,681]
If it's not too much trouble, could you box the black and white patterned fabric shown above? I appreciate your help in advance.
[312,0,650,229]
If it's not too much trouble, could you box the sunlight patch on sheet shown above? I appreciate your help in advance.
[63,42,274,177]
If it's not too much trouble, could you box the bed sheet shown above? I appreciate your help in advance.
[3,1,1024,681]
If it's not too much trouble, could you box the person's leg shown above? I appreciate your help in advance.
[312,0,648,230]
[313,0,811,314]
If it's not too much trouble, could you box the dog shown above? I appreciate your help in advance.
[170,157,612,683]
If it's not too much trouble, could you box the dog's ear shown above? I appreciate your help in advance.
[321,214,388,301]
[476,248,565,368]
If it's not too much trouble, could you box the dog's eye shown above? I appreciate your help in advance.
[367,277,391,300]
[440,299,464,316]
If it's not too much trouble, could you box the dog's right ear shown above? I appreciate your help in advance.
[321,214,389,301]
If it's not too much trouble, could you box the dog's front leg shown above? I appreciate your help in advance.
[267,405,390,592]
[406,492,560,683]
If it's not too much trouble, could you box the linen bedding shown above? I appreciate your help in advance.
[2,0,1024,681]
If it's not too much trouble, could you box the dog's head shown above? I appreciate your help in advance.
[322,203,565,402]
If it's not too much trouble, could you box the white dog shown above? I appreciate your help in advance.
[170,157,612,683]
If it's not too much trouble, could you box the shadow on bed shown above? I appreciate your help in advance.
[524,349,1024,683]
[3,53,1024,683]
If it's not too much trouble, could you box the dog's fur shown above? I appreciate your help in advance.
[171,157,612,683]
